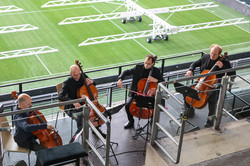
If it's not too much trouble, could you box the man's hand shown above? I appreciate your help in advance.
[47,124,55,130]
[117,79,123,88]
[216,61,223,68]
[85,78,93,86]
[185,70,193,77]
[148,76,158,83]
[73,103,82,110]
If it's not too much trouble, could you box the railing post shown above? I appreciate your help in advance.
[105,121,111,166]
[125,85,128,102]
[161,59,165,76]
[214,75,229,130]
[82,105,90,153]
[0,136,2,164]
[19,83,22,94]
[151,87,162,146]
[107,87,112,107]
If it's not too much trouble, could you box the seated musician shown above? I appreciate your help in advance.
[58,65,105,138]
[13,93,55,165]
[185,44,236,127]
[117,54,164,129]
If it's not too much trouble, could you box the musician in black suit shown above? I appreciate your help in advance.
[58,65,94,131]
[185,44,236,127]
[117,54,164,129]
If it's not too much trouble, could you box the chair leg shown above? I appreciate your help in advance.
[28,154,30,166]
[71,118,73,138]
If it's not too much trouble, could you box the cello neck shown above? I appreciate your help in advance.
[143,66,154,94]
[75,60,95,101]
[33,111,46,124]
[201,52,228,82]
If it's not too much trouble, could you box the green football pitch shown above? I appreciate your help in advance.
[0,0,249,90]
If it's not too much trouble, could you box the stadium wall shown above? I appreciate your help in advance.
[216,0,250,17]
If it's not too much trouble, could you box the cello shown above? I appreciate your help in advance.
[129,56,158,119]
[185,52,228,109]
[75,60,106,127]
[11,91,62,148]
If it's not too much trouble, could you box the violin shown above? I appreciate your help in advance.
[129,57,158,119]
[11,91,62,148]
[75,60,106,127]
[185,52,228,109]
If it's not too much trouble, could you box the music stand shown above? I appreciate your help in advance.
[174,82,200,101]
[132,95,154,143]
[173,82,200,133]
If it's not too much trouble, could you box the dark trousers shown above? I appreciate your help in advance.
[125,97,134,123]
[17,138,45,166]
[65,104,83,130]
[185,89,219,119]
[207,90,219,116]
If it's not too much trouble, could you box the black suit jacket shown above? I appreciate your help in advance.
[58,73,95,102]
[189,54,236,78]
[118,64,164,96]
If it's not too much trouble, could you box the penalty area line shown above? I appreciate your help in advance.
[35,54,52,75]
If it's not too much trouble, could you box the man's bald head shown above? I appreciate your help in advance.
[18,93,32,109]
[70,65,81,81]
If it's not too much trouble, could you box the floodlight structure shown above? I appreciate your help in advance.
[54,0,249,46]
[0,46,59,60]
[0,24,38,34]
[59,2,218,25]
[0,5,23,13]
[41,0,120,8]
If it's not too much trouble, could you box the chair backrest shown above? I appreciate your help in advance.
[56,83,65,110]
[0,117,30,154]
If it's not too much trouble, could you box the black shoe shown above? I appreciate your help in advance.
[124,121,134,129]
[204,119,213,128]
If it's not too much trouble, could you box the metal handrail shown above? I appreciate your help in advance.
[151,84,186,164]
[161,64,250,85]
[151,64,250,164]
[0,97,112,166]
[0,52,204,92]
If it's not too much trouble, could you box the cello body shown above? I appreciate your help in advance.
[185,52,227,109]
[11,91,62,149]
[129,78,157,119]
[185,70,217,109]
[77,84,105,127]
[28,111,63,148]
[75,60,106,127]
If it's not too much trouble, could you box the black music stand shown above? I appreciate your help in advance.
[174,82,200,101]
[173,82,200,133]
[132,95,154,142]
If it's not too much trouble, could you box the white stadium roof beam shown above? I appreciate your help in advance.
[78,18,250,46]
[0,46,59,60]
[178,18,250,32]
[148,2,218,14]
[59,12,127,25]
[59,2,218,25]
[0,5,23,13]
[41,0,119,8]
[78,30,153,46]
[0,24,39,34]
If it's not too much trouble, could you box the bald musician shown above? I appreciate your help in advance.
[59,65,106,139]
[13,93,55,165]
